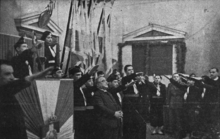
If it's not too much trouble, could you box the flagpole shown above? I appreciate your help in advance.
[60,0,74,69]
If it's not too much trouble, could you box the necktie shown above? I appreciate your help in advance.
[117,92,122,104]
[184,87,190,100]
[25,60,32,75]
[133,84,139,94]
[156,85,160,96]
[201,88,206,98]
[80,87,87,106]
[49,46,56,57]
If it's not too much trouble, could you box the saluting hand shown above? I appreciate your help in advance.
[88,65,99,75]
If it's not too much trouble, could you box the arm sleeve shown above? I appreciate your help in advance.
[19,49,34,61]
[114,85,126,92]
[74,74,91,88]
[121,73,136,86]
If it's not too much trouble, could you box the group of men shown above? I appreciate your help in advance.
[0,30,62,139]
[165,69,220,139]
[11,31,60,79]
[0,31,220,139]
[70,64,220,139]
[69,64,167,139]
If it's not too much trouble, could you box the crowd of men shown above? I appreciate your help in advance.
[0,31,220,139]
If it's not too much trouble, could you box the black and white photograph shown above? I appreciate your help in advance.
[0,0,220,139]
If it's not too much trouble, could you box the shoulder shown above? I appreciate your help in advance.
[11,56,18,61]
[94,89,103,96]
[167,83,173,88]
[160,83,166,87]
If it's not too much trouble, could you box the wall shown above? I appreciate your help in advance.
[1,0,220,76]
[112,0,220,76]
[0,0,70,47]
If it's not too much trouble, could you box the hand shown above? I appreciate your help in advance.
[114,111,123,119]
[125,81,136,87]
[88,65,99,75]
[135,76,142,82]
[136,72,143,76]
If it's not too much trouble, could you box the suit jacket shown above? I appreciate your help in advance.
[11,49,34,78]
[108,86,125,106]
[74,74,91,106]
[167,82,185,108]
[82,86,97,106]
[121,73,137,94]
[149,82,166,105]
[136,80,153,97]
[93,89,122,128]
[0,79,31,139]
[202,77,220,103]
[185,86,203,106]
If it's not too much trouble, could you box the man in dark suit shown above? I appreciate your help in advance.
[93,76,123,139]
[121,64,146,139]
[11,37,42,78]
[183,77,203,138]
[201,68,220,131]
[69,65,98,139]
[107,75,125,106]
[0,59,53,139]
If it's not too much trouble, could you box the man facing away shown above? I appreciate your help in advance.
[93,76,123,139]
[0,59,53,139]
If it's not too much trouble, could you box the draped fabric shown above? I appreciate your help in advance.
[16,79,74,139]
[26,130,40,139]
[58,115,74,139]
[36,80,60,122]
[16,81,44,136]
[55,79,74,127]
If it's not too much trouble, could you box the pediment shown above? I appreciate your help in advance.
[123,23,186,42]
[14,11,62,38]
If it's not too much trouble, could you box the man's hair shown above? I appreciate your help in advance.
[0,59,12,73]
[154,74,162,79]
[41,31,51,41]
[97,71,104,76]
[124,65,132,72]
[95,76,102,85]
[14,37,27,51]
[209,67,219,72]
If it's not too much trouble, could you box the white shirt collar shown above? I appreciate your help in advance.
[214,77,219,81]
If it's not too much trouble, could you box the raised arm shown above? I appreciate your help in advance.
[25,66,54,82]
[0,67,53,97]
